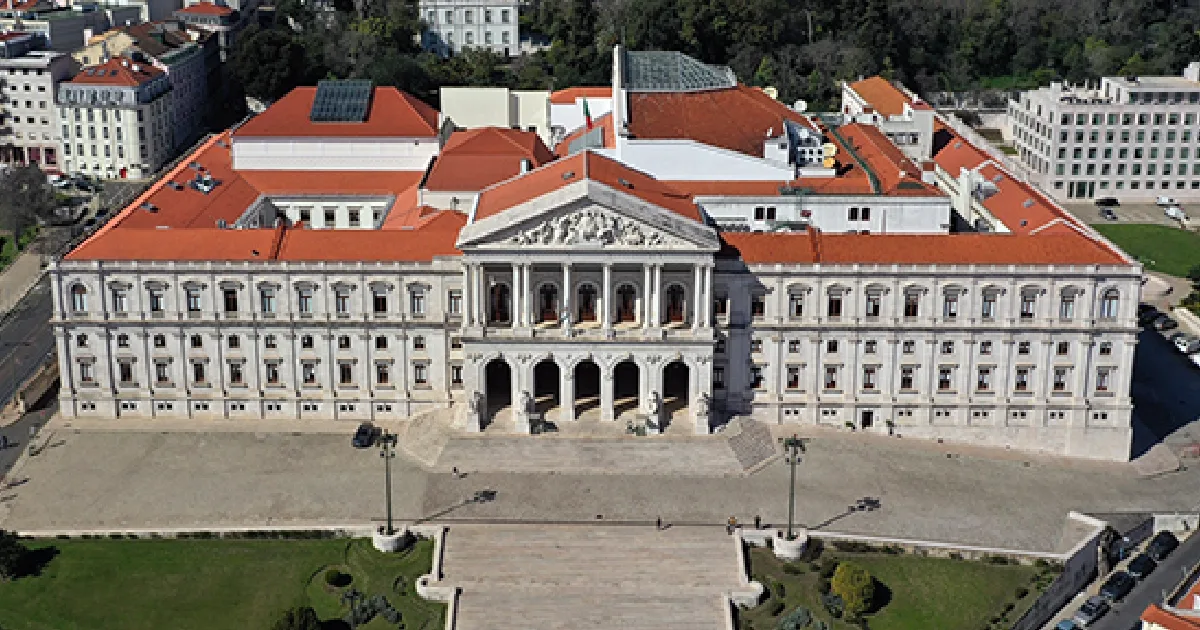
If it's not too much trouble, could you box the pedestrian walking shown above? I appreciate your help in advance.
[656,517,662,531]
[754,515,762,529]
[452,466,460,478]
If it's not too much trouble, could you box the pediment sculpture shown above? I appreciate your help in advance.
[508,209,679,248]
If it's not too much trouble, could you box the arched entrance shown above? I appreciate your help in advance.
[616,284,637,323]
[666,285,686,323]
[533,359,560,413]
[538,284,559,323]
[577,284,597,323]
[613,359,640,418]
[574,360,601,416]
[489,284,511,324]
[484,358,512,424]
[663,360,690,421]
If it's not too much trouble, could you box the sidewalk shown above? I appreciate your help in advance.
[0,249,45,315]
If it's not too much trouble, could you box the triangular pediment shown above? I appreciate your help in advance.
[457,180,719,252]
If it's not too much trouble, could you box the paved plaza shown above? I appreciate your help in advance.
[2,419,1197,553]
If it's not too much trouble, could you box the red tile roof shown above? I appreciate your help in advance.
[472,151,701,223]
[177,1,234,15]
[721,230,1126,265]
[425,127,554,192]
[1142,604,1200,629]
[835,123,941,196]
[550,86,611,105]
[847,77,911,117]
[554,112,615,156]
[627,85,814,157]
[235,86,440,138]
[70,58,164,87]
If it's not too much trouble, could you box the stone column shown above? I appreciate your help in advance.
[602,263,612,332]
[476,265,487,325]
[559,365,574,422]
[512,263,522,327]
[651,264,662,327]
[692,264,703,330]
[642,264,652,328]
[462,265,473,327]
[600,362,615,421]
[523,264,533,327]
[562,262,572,330]
[702,265,713,326]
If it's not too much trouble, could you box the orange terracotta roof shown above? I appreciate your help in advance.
[425,127,554,192]
[847,77,911,117]
[473,151,701,223]
[550,86,611,105]
[235,86,440,138]
[721,230,1126,265]
[240,170,424,196]
[177,1,234,15]
[554,112,615,156]
[70,58,164,87]
[1142,604,1200,629]
[837,123,941,196]
[627,85,814,157]
[275,211,465,261]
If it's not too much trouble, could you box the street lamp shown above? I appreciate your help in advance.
[783,434,806,540]
[378,430,398,536]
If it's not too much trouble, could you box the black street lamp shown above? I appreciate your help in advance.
[378,430,398,536]
[783,434,806,540]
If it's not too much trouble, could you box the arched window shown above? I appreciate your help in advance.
[616,284,637,323]
[1100,289,1120,319]
[70,284,88,312]
[489,284,510,324]
[665,284,686,323]
[538,284,559,323]
[577,284,597,322]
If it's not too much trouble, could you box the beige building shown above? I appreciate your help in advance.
[0,35,76,171]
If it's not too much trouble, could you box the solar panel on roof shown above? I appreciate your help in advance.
[309,79,374,123]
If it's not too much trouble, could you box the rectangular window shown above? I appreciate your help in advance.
[155,363,170,384]
[448,290,462,315]
[938,368,953,391]
[80,362,94,383]
[302,363,317,385]
[788,340,801,353]
[148,289,164,313]
[223,288,238,313]
[788,294,804,318]
[229,362,244,385]
[451,365,463,385]
[112,289,128,313]
[260,288,276,313]
[298,289,313,314]
[713,295,728,317]
[942,295,958,318]
[1020,295,1036,319]
[375,362,390,385]
[265,363,280,385]
[903,294,919,318]
[414,363,428,385]
[186,289,201,313]
[410,290,426,315]
[862,366,877,390]
[228,335,240,350]
[750,366,764,389]
[1099,342,1112,356]
[119,362,134,384]
[1056,341,1069,356]
[899,366,914,390]
[1059,296,1075,319]
[192,362,206,384]
[751,295,765,319]
[980,340,993,355]
[823,366,838,390]
[1015,368,1029,391]
[865,294,880,317]
[335,291,350,315]
[786,366,801,390]
[713,367,725,389]
[977,368,992,391]
[339,363,353,385]
[827,296,842,317]
[1053,368,1068,392]
[1096,367,1112,392]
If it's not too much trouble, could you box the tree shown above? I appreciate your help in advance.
[831,561,875,621]
[1186,264,1200,285]
[270,606,321,630]
[0,530,28,582]
[0,165,55,238]
[230,25,308,101]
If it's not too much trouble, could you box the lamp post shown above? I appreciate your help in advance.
[783,434,806,540]
[378,430,398,536]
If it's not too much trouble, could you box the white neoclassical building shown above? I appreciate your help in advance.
[50,61,1142,461]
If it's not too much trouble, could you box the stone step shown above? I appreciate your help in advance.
[434,437,743,476]
[454,590,730,630]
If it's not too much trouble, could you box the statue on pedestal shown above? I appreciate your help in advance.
[646,391,662,418]
[520,390,535,415]
[695,393,711,418]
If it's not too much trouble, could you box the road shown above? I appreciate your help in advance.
[1087,532,1200,630]
[0,276,54,418]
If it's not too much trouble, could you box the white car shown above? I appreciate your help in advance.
[1165,206,1186,220]
[1157,196,1177,206]
[1175,336,1200,354]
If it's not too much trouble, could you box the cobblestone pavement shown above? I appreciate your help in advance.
[1,424,1195,553]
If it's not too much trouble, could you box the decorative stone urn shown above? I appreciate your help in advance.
[772,528,809,561]
[372,526,412,553]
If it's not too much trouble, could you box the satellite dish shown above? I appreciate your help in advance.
[821,143,838,158]
[822,156,836,168]
[793,99,808,112]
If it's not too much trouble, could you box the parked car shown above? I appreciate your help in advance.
[1056,620,1081,630]
[351,422,378,448]
[1072,596,1110,627]
[47,174,70,189]
[1100,207,1118,221]
[1175,335,1200,354]
[1094,197,1119,207]
[1157,195,1178,206]
[1127,553,1157,580]
[1152,314,1179,331]
[1099,571,1136,601]
[1138,307,1161,326]
[1165,205,1186,220]
[1146,530,1180,560]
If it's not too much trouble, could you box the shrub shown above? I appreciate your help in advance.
[799,538,824,562]
[812,622,828,630]
[832,541,875,553]
[821,593,844,618]
[0,530,30,581]
[819,558,840,578]
[324,569,351,587]
[782,562,805,575]
[831,562,875,621]
[271,606,320,630]
[949,552,963,560]
[776,606,811,630]
[1015,587,1029,599]
[770,600,786,616]
[817,577,831,595]
[774,581,786,598]
[982,554,1013,565]
[1033,559,1049,568]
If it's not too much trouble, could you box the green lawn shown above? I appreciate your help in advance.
[0,537,444,630]
[1092,223,1200,278]
[740,547,1054,630]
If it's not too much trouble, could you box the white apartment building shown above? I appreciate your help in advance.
[0,43,76,171]
[439,86,551,145]
[50,64,1140,462]
[1009,61,1200,201]
[56,56,173,179]
[419,0,519,57]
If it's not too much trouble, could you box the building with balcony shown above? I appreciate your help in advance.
[50,56,1140,462]
[419,0,519,57]
[1008,61,1200,202]
[0,36,76,170]
[0,5,144,52]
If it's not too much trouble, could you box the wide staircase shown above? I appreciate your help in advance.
[437,525,748,630]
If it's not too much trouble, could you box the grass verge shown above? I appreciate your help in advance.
[1092,223,1200,278]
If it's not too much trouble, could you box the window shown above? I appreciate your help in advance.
[1015,368,1030,391]
[862,366,877,390]
[229,362,244,385]
[902,340,915,354]
[335,289,350,315]
[1053,368,1068,392]
[301,335,314,349]
[76,333,89,348]
[864,340,877,354]
[186,289,201,313]
[788,293,804,318]
[297,288,313,314]
[192,362,206,384]
[713,295,728,317]
[751,339,763,353]
[1096,367,1112,392]
[713,367,725,389]
[941,341,954,354]
[190,334,203,349]
[332,335,348,350]
[339,363,353,385]
[1059,294,1075,319]
[899,366,914,390]
[1056,341,1069,356]
[448,290,462,315]
[373,362,391,385]
[715,338,726,353]
[826,340,838,353]
[111,288,128,313]
[848,207,859,221]
[823,366,838,390]
[1018,341,1031,355]
[413,363,428,385]
[903,292,920,318]
[228,335,241,350]
[79,362,94,383]
[153,334,166,348]
[751,295,765,319]
[117,334,130,348]
[264,335,277,349]
[938,368,953,391]
[788,340,801,353]
[977,368,992,391]
[223,288,238,313]
[1100,290,1119,319]
[375,336,388,350]
[148,289,164,313]
[1099,342,1112,356]
[501,8,509,21]
[155,363,170,384]
[71,285,88,312]
[413,336,426,350]
[260,288,276,313]
[410,288,426,315]
[1020,293,1037,319]
[865,293,881,317]
[302,363,317,385]
[451,365,463,386]
[827,295,843,317]
[786,366,801,390]
[265,362,280,385]
[942,294,958,318]
[118,362,135,385]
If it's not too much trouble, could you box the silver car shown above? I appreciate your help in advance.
[1072,596,1110,627]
